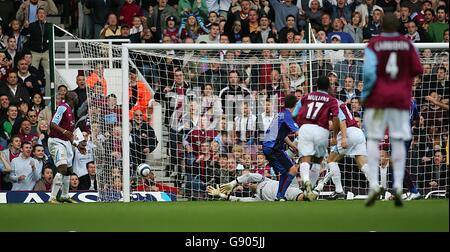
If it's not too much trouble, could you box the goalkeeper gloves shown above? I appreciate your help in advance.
[219,180,237,195]
[206,185,228,199]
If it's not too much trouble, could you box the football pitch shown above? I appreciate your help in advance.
[0,200,448,232]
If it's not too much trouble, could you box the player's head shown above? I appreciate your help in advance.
[284,94,297,109]
[66,91,79,108]
[381,13,400,33]
[317,76,330,92]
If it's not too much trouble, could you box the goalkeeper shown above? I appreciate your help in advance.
[207,172,305,202]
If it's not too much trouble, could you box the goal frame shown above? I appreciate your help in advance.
[121,42,449,202]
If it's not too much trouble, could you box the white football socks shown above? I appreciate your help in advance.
[299,162,310,183]
[61,175,70,199]
[50,173,63,199]
[310,163,321,187]
[329,162,344,193]
[367,139,380,190]
[391,139,406,194]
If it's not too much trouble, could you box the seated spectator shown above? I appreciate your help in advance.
[0,95,10,123]
[0,151,13,190]
[29,92,46,117]
[70,173,80,191]
[163,16,181,43]
[10,141,41,191]
[268,0,299,33]
[336,76,360,104]
[254,152,271,177]
[129,16,144,42]
[363,8,383,42]
[78,161,97,190]
[249,14,275,43]
[259,99,275,132]
[286,62,306,92]
[147,0,180,43]
[0,105,20,142]
[227,19,244,43]
[100,13,122,39]
[26,110,39,135]
[33,165,53,191]
[4,37,18,69]
[0,71,30,105]
[335,50,363,87]
[278,14,299,43]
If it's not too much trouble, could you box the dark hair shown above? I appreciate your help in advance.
[382,13,400,33]
[286,14,295,21]
[284,94,297,109]
[21,141,32,148]
[33,144,44,152]
[317,76,330,91]
[86,161,95,170]
[210,22,220,28]
[436,6,447,14]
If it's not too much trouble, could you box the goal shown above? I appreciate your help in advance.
[78,41,448,202]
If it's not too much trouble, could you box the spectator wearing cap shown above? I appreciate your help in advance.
[322,0,361,23]
[362,8,383,41]
[119,0,144,27]
[163,15,180,43]
[147,0,179,43]
[324,34,345,66]
[326,18,354,43]
[269,0,300,32]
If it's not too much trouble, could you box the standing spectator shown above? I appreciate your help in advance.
[376,0,399,14]
[130,109,158,172]
[196,22,220,43]
[355,0,381,27]
[327,18,354,43]
[119,0,144,27]
[219,70,251,124]
[178,13,207,41]
[405,20,430,42]
[129,69,152,122]
[178,0,209,19]
[249,14,275,43]
[148,0,180,42]
[0,105,20,143]
[16,58,40,96]
[85,0,122,39]
[259,99,275,132]
[412,0,433,27]
[0,151,13,190]
[72,74,87,118]
[322,0,361,22]
[29,92,45,117]
[363,8,383,41]
[33,165,53,192]
[72,137,93,178]
[5,19,28,54]
[86,63,108,96]
[0,71,30,105]
[234,101,256,144]
[78,161,98,190]
[17,119,38,144]
[20,8,54,92]
[16,0,58,25]
[0,135,21,190]
[278,14,299,43]
[26,110,38,135]
[4,37,18,68]
[335,50,363,86]
[320,12,333,34]
[343,11,364,43]
[304,0,324,30]
[269,0,299,32]
[398,4,412,35]
[9,141,41,191]
[0,95,10,124]
[427,6,449,42]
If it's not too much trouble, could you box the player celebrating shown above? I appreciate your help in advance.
[362,13,423,207]
[48,91,79,203]
[208,172,305,202]
[314,100,369,200]
[262,94,300,201]
[296,76,340,200]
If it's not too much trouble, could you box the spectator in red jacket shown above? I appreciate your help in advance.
[119,0,144,27]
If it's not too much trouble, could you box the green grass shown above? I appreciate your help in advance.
[0,200,448,232]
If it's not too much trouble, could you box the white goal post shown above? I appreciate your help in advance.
[118,42,448,202]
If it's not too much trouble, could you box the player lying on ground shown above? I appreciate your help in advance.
[314,100,369,200]
[207,172,305,202]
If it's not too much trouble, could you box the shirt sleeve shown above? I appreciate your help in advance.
[51,105,67,126]
[362,47,378,101]
[285,111,300,132]
[292,100,302,117]
[338,107,346,121]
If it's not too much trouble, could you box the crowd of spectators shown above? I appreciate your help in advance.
[0,0,448,199]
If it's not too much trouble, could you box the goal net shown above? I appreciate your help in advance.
[78,41,448,202]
